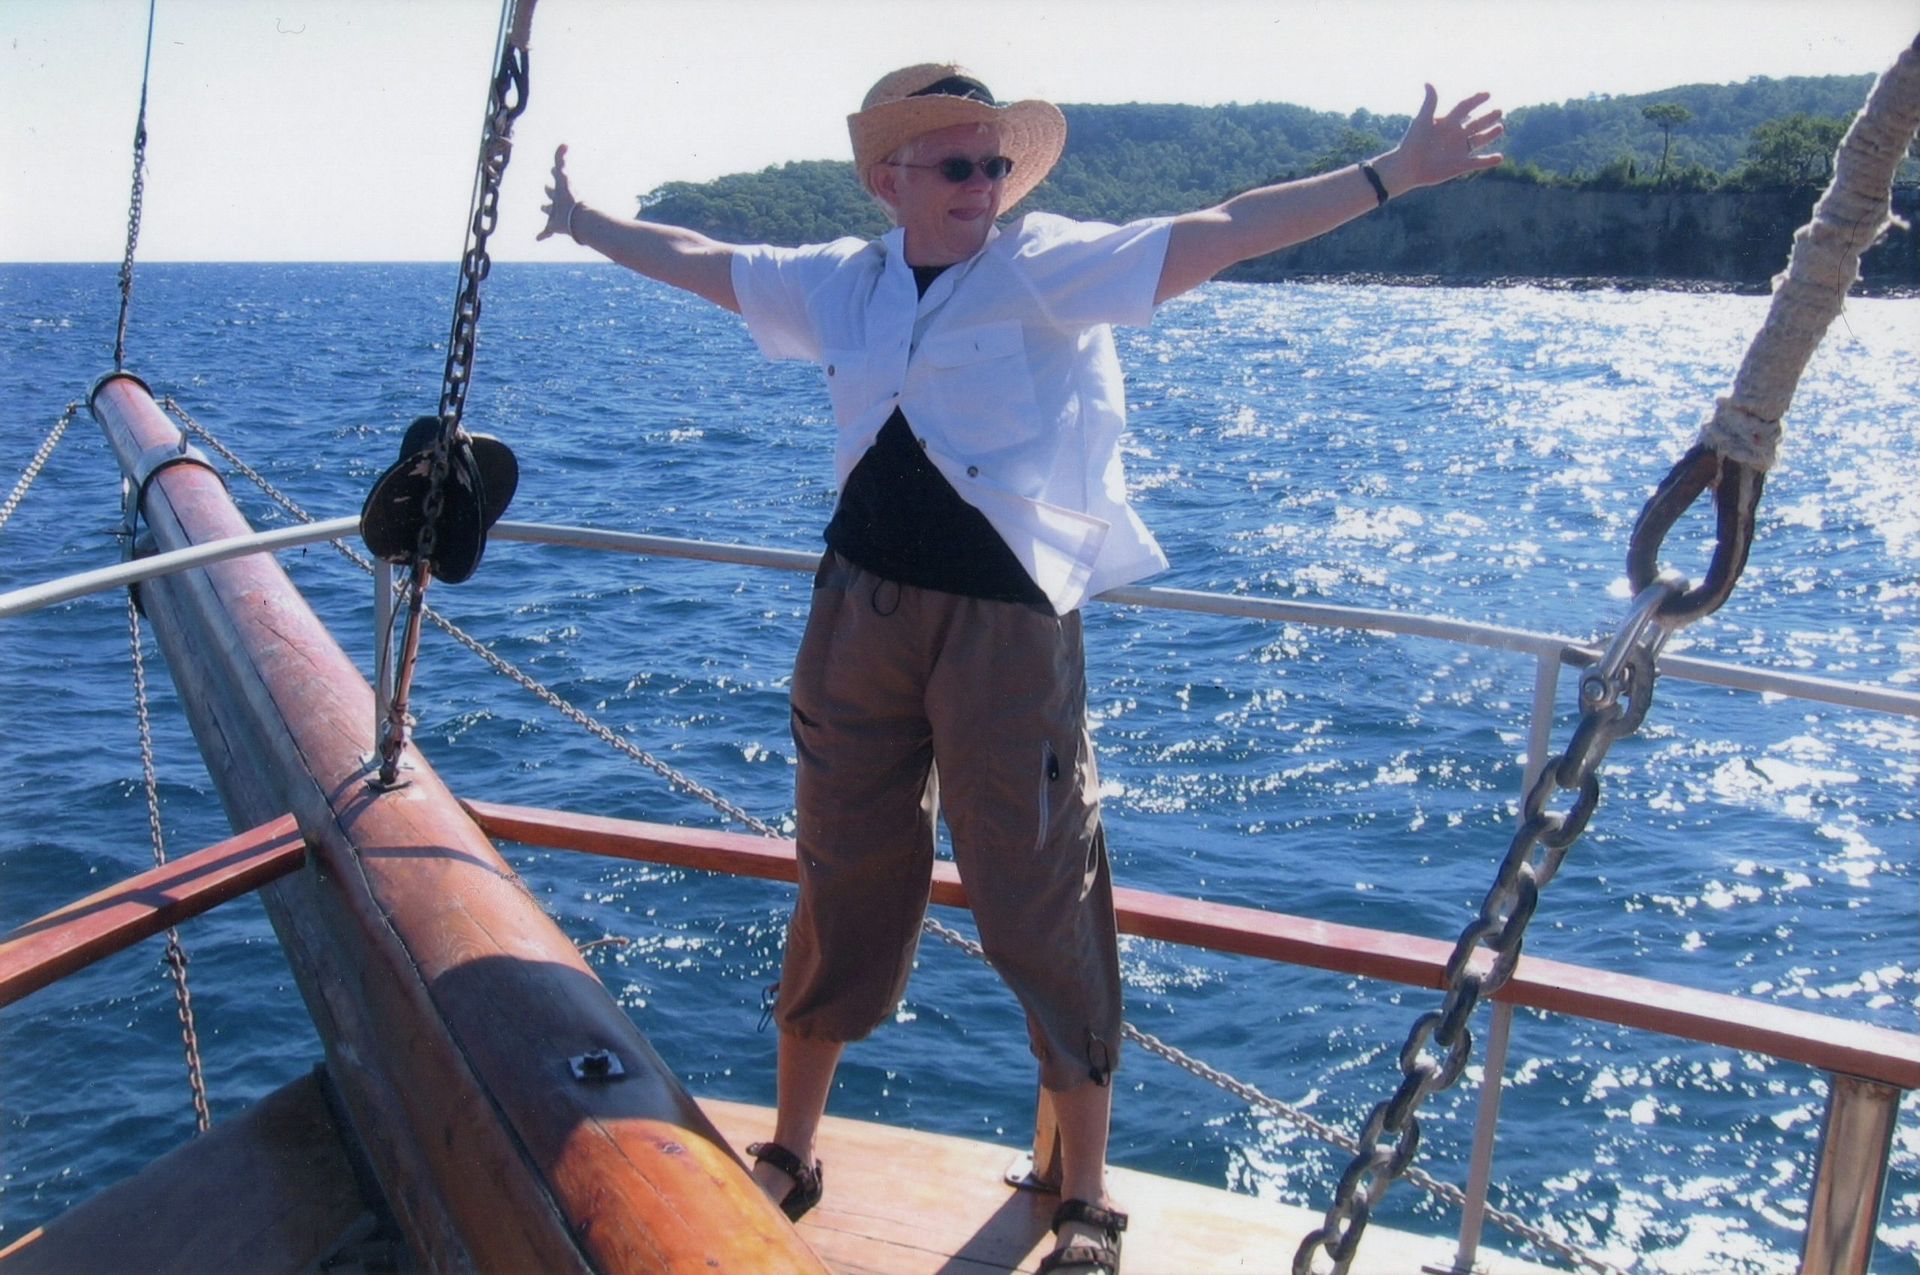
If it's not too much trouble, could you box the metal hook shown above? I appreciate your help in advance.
[1625,444,1765,625]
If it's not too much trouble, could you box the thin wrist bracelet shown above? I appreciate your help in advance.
[1359,161,1390,206]
[567,201,587,239]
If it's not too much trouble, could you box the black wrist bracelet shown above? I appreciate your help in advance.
[1360,161,1390,206]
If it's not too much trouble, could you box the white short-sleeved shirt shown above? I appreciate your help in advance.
[731,212,1173,615]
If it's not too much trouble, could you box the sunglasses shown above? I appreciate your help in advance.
[888,155,1016,183]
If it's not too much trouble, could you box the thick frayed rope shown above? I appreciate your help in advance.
[1698,34,1920,471]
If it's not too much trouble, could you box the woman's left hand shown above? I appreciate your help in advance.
[1388,85,1505,192]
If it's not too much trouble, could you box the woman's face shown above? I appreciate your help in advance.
[873,122,1009,266]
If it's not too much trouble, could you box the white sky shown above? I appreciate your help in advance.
[4,0,1915,262]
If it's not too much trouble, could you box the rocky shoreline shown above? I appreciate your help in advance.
[1219,181,1918,297]
[1236,271,1918,299]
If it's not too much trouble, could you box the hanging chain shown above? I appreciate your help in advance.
[181,402,1621,1274]
[0,403,79,536]
[409,25,531,584]
[166,399,307,522]
[114,0,160,371]
[434,13,531,444]
[1294,574,1684,1275]
[127,593,212,1134]
[377,0,535,788]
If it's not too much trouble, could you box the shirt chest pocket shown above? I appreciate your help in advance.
[911,322,1046,455]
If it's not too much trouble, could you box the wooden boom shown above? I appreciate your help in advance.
[89,373,825,1274]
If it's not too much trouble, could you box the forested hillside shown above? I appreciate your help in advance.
[635,74,1914,284]
[1500,74,1877,178]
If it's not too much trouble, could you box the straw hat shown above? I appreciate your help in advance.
[848,64,1067,211]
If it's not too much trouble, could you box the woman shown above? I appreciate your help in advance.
[542,62,1501,1273]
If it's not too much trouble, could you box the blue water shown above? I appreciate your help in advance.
[1,262,1914,1272]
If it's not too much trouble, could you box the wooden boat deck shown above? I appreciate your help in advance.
[700,1098,1558,1275]
[0,1072,1561,1274]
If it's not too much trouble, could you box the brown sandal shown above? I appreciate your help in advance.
[1037,1197,1127,1274]
[747,1140,824,1222]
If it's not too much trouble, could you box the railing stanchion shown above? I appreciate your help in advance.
[1801,1071,1900,1275]
[1438,651,1564,1272]
[1031,1082,1062,1189]
[1439,1000,1516,1275]
[1004,1077,1063,1194]
[1519,651,1564,802]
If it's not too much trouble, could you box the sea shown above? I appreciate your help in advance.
[1,260,1914,1272]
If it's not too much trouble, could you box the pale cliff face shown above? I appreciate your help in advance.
[1231,183,1914,288]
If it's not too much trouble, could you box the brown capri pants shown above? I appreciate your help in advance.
[774,551,1123,1091]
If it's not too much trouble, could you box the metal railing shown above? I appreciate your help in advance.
[12,518,1915,719]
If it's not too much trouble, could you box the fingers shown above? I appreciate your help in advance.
[1418,83,1439,123]
[1443,91,1492,125]
[541,143,571,241]
[1464,110,1505,154]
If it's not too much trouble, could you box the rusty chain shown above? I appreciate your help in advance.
[1294,570,1685,1275]
[376,0,535,787]
[127,592,212,1134]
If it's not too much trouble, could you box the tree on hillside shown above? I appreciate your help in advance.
[1738,112,1851,186]
[1307,126,1389,175]
[1641,102,1693,185]
[1502,74,1872,178]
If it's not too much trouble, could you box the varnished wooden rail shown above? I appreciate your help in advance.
[464,799,1920,1093]
[0,814,306,1008]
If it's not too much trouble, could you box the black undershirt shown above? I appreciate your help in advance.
[821,265,1048,606]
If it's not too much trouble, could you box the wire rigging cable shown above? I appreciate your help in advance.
[114,0,159,372]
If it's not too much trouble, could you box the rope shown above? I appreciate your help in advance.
[1697,35,1920,470]
[169,397,1622,1272]
[114,0,160,371]
[0,403,79,536]
[127,592,212,1134]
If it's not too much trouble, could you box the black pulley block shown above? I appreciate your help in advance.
[360,415,518,584]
